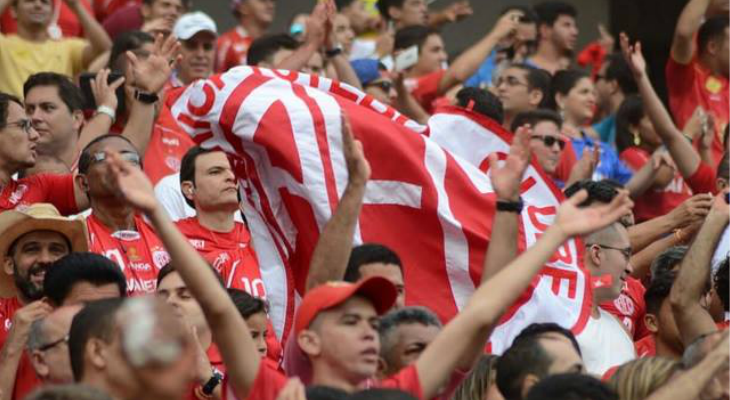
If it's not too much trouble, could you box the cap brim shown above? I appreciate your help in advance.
[352,275,398,315]
[176,28,216,41]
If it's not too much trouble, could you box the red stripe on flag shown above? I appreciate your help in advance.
[219,74,273,155]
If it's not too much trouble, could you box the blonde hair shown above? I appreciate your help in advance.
[608,357,682,400]
[452,354,500,400]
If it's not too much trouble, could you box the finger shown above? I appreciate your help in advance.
[567,189,589,206]
[109,76,126,90]
[487,152,499,171]
[126,51,139,69]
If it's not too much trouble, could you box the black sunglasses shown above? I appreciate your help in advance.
[531,135,566,150]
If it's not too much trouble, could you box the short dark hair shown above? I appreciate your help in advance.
[456,87,504,124]
[379,306,442,365]
[500,5,538,23]
[376,0,405,21]
[508,64,553,109]
[714,258,729,312]
[77,134,139,175]
[23,73,84,113]
[228,288,268,319]
[345,243,403,282]
[179,146,215,208]
[533,2,577,28]
[645,270,677,316]
[510,109,562,132]
[394,25,440,53]
[68,298,125,381]
[497,323,581,400]
[25,384,114,400]
[603,53,638,95]
[306,385,350,400]
[157,262,225,289]
[247,34,300,66]
[615,94,644,154]
[526,373,618,400]
[0,92,22,128]
[697,16,729,56]
[550,69,590,110]
[349,389,418,400]
[563,180,619,206]
[43,252,127,307]
[649,246,688,280]
[108,30,155,70]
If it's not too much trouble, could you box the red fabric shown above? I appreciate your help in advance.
[0,0,93,38]
[185,344,226,400]
[175,218,265,297]
[0,174,78,215]
[666,57,729,168]
[599,277,648,340]
[216,27,253,73]
[406,70,446,114]
[577,41,607,79]
[619,147,692,223]
[0,297,21,347]
[101,4,143,40]
[687,162,718,195]
[553,139,578,185]
[717,320,729,330]
[634,334,656,358]
[86,214,169,295]
[0,299,41,400]
[264,324,282,370]
[143,104,195,185]
[94,0,140,23]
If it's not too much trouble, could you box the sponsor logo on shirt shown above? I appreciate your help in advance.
[8,184,28,205]
[189,239,206,250]
[212,252,230,271]
[127,278,156,293]
[129,262,152,272]
[152,250,171,269]
[162,137,180,147]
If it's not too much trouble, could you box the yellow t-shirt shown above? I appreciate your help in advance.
[0,34,87,98]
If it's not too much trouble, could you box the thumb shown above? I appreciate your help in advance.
[488,152,499,171]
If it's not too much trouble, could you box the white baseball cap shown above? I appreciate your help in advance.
[173,12,218,41]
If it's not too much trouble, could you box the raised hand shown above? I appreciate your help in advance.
[554,189,634,238]
[597,24,615,52]
[488,124,532,201]
[441,1,473,23]
[490,9,521,41]
[668,193,714,228]
[106,151,159,214]
[620,32,646,78]
[126,33,181,94]
[567,145,601,184]
[305,1,329,48]
[341,114,370,187]
[91,68,125,110]
[10,301,52,340]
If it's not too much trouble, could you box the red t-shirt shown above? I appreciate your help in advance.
[634,334,656,358]
[142,104,195,185]
[216,27,253,73]
[0,298,41,400]
[687,162,718,195]
[176,218,265,298]
[86,214,170,295]
[0,175,78,215]
[405,70,446,114]
[553,139,578,187]
[599,277,649,340]
[666,57,729,168]
[0,0,93,38]
[620,147,692,223]
[0,297,21,347]
[222,363,423,400]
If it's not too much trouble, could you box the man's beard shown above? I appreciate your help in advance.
[13,261,48,302]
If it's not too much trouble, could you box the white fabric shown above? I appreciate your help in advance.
[154,173,196,221]
[576,308,636,375]
[712,226,728,277]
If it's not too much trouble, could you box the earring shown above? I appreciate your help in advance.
[632,129,641,146]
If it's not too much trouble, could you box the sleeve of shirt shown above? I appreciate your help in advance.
[32,174,79,215]
[619,148,649,172]
[665,57,695,98]
[687,162,718,195]
[378,365,424,399]
[66,38,89,73]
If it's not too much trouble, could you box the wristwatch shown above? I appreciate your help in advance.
[133,90,159,104]
[202,369,224,396]
[325,45,343,58]
[496,197,524,213]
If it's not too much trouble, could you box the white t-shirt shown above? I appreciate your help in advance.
[576,308,636,376]
[153,173,245,223]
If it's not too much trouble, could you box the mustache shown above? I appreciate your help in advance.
[26,263,51,278]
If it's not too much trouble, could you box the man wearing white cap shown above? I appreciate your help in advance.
[0,203,87,400]
[172,12,218,87]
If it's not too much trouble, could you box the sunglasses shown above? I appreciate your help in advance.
[366,80,393,92]
[91,151,141,166]
[531,135,566,150]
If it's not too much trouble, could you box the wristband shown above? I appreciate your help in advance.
[134,90,159,104]
[96,105,116,124]
[496,197,524,213]
[202,369,224,396]
[325,45,343,58]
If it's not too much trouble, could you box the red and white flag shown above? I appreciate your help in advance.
[170,67,592,353]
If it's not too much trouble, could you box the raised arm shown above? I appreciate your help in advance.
[415,190,633,399]
[305,116,370,292]
[670,0,712,64]
[438,11,520,94]
[106,152,261,400]
[480,125,531,282]
[77,69,126,152]
[392,72,430,125]
[621,33,702,179]
[277,2,327,72]
[63,0,112,67]
[428,1,473,29]
[669,191,728,345]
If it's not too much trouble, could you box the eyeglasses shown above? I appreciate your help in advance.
[531,135,566,150]
[38,335,69,352]
[587,244,632,260]
[366,80,393,92]
[3,119,34,134]
[91,151,141,166]
[495,76,528,88]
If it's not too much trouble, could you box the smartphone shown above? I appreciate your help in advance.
[394,45,419,72]
[78,72,126,115]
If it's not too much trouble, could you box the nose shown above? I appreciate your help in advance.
[28,126,40,141]
[37,248,55,264]
[625,262,634,275]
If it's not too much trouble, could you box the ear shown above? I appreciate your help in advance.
[376,356,389,379]
[555,92,566,111]
[297,330,322,358]
[180,181,195,202]
[643,313,659,333]
[521,374,541,400]
[3,257,14,277]
[528,89,544,108]
[588,244,602,267]
[72,110,84,132]
[88,338,108,372]
[75,174,89,194]
[30,350,50,379]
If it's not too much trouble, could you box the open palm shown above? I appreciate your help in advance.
[555,190,634,237]
[620,32,646,77]
[127,34,181,94]
[489,125,531,201]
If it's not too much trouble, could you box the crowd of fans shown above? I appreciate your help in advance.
[0,0,727,399]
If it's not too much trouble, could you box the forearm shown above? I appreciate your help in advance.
[393,88,430,125]
[628,214,678,253]
[699,145,715,167]
[277,42,319,73]
[481,210,519,283]
[72,2,112,60]
[305,184,365,292]
[630,234,682,279]
[440,33,500,93]
[625,161,657,198]
[645,344,726,400]
[121,101,155,156]
[674,0,711,44]
[329,55,363,91]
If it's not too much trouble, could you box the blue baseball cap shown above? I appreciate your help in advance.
[351,59,386,87]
